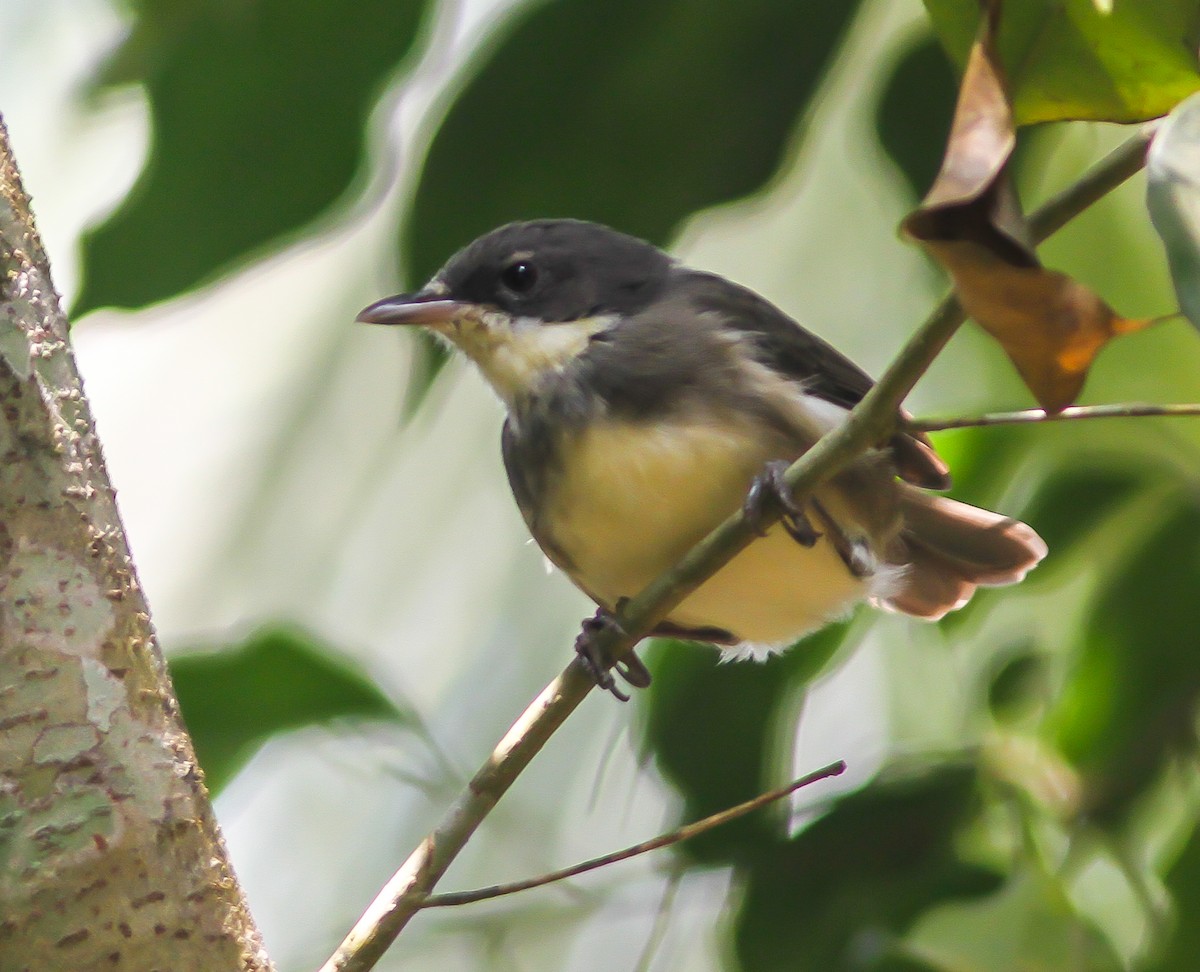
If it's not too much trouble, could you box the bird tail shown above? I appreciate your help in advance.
[878,489,1047,620]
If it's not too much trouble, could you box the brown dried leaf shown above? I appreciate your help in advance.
[922,239,1151,412]
[902,0,1141,413]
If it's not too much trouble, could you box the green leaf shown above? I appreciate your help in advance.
[876,33,959,200]
[1050,501,1200,824]
[907,869,1125,971]
[1148,90,1200,332]
[404,0,865,287]
[1016,461,1149,560]
[76,0,427,312]
[1144,817,1200,971]
[169,626,408,795]
[733,766,1003,971]
[923,0,1200,125]
[641,624,846,863]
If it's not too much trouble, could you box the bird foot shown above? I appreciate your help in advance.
[575,606,652,702]
[743,460,821,547]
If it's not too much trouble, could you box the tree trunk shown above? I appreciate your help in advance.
[0,116,272,971]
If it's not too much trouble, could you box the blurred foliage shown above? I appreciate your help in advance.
[734,766,1003,971]
[643,623,846,863]
[59,0,1200,968]
[877,34,959,199]
[1051,501,1200,826]
[924,0,1200,125]
[1146,821,1200,971]
[405,0,864,286]
[170,626,408,795]
[76,0,427,312]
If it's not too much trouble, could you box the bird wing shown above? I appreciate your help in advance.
[678,270,951,490]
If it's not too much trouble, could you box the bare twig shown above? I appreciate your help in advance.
[910,402,1200,433]
[420,760,845,908]
[318,128,1151,972]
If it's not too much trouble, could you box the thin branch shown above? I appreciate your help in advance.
[420,760,845,908]
[318,127,1151,972]
[910,402,1200,433]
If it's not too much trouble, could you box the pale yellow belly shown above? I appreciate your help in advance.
[543,416,868,647]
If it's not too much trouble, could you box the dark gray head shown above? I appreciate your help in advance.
[435,219,673,322]
[356,220,677,402]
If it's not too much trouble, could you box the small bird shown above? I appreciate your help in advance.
[358,219,1046,696]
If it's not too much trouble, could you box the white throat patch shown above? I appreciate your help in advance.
[448,313,613,404]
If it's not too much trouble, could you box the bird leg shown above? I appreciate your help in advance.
[808,498,876,579]
[574,605,652,702]
[743,459,821,547]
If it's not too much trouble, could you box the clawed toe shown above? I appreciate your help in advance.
[574,607,651,701]
[744,460,821,547]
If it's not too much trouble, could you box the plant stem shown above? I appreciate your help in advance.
[419,761,845,909]
[910,401,1200,433]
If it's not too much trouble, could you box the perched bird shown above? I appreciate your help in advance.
[358,219,1046,696]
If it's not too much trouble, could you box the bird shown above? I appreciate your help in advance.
[358,219,1047,697]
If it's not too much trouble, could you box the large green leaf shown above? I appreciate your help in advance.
[734,767,1003,971]
[170,626,408,795]
[876,33,959,200]
[1050,501,1200,824]
[641,624,846,864]
[1144,818,1200,971]
[1148,90,1200,332]
[76,0,427,312]
[923,0,1200,126]
[404,0,865,287]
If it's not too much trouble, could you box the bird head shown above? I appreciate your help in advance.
[356,220,672,403]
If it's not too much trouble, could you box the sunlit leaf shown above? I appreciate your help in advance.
[76,0,428,312]
[170,626,408,795]
[906,869,1124,971]
[924,0,1200,125]
[1148,90,1200,331]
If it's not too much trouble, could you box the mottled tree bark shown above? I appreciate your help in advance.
[0,117,272,970]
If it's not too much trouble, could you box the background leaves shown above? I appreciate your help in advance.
[75,0,428,312]
[923,0,1200,125]
[169,626,409,795]
[404,0,864,285]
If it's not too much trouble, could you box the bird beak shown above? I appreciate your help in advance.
[355,291,468,327]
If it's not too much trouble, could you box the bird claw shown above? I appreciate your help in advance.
[744,460,821,547]
[574,607,652,702]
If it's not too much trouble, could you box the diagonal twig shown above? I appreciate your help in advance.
[420,760,845,909]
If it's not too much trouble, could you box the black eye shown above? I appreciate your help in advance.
[500,260,538,294]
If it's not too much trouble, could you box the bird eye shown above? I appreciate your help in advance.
[500,260,538,294]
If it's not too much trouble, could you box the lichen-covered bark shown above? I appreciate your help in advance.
[0,117,272,970]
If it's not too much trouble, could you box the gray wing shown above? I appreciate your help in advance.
[677,269,951,490]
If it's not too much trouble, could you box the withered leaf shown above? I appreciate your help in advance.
[921,239,1150,412]
[903,1,1145,413]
